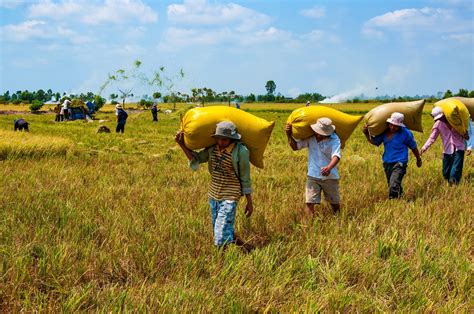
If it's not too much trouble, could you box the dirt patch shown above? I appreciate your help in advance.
[0,110,52,115]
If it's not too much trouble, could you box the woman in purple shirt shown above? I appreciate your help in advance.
[363,112,422,199]
[420,107,468,184]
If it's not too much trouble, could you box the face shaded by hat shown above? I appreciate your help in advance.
[431,107,444,120]
[211,121,241,140]
[310,117,336,136]
[386,112,405,127]
[115,104,122,109]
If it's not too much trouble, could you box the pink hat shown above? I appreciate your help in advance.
[386,112,405,127]
[431,107,444,120]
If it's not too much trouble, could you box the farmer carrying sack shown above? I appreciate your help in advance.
[181,106,275,168]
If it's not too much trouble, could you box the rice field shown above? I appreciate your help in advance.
[0,102,472,311]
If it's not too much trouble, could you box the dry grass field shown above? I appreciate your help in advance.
[0,102,472,311]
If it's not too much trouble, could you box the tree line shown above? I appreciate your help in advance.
[1,84,472,108]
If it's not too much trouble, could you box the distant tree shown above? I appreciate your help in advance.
[55,92,61,101]
[265,80,276,96]
[152,92,162,101]
[93,95,106,111]
[220,90,236,106]
[109,93,118,103]
[456,88,469,97]
[246,93,256,102]
[443,89,453,99]
[469,90,474,98]
[36,89,46,102]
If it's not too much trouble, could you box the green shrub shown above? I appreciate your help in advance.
[29,100,44,112]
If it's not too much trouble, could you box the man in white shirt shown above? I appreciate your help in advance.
[285,118,341,216]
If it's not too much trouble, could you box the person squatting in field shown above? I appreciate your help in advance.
[420,107,470,185]
[285,118,342,216]
[115,104,128,133]
[14,118,29,132]
[175,121,253,249]
[363,112,422,199]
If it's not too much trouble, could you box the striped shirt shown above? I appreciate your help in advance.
[208,143,242,201]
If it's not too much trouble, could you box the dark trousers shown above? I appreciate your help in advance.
[116,122,125,133]
[152,112,158,121]
[55,114,60,122]
[383,162,407,199]
[442,150,464,184]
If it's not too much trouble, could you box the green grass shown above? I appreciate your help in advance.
[0,103,472,311]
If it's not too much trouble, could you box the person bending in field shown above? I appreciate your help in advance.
[285,118,341,216]
[420,107,469,185]
[175,121,254,249]
[363,112,422,199]
[14,118,29,132]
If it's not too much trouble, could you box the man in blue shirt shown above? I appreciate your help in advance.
[286,117,342,216]
[363,112,422,199]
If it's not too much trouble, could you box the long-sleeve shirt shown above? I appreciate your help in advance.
[373,127,417,164]
[466,118,473,150]
[190,141,252,195]
[421,120,465,154]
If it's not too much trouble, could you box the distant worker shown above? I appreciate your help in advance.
[306,101,310,107]
[53,104,61,122]
[115,104,128,133]
[420,107,468,184]
[236,102,241,109]
[363,112,422,199]
[14,118,29,132]
[285,118,342,216]
[60,99,71,121]
[151,103,158,122]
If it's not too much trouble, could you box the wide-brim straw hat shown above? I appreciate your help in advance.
[211,121,241,140]
[431,107,444,120]
[386,112,406,127]
[310,117,336,136]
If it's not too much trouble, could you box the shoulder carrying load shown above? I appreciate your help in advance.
[181,106,275,168]
[364,99,425,136]
[286,106,363,148]
[434,98,470,135]
[451,97,474,118]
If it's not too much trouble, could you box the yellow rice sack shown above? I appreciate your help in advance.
[286,106,363,148]
[434,98,470,135]
[364,99,425,136]
[181,106,275,168]
[452,97,474,118]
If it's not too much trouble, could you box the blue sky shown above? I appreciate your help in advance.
[0,0,473,102]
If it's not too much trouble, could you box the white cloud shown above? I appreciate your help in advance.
[167,0,270,30]
[1,20,48,41]
[301,30,341,44]
[0,0,28,9]
[0,20,93,44]
[163,27,231,47]
[300,6,326,19]
[83,0,158,25]
[27,0,158,25]
[28,0,82,19]
[443,33,474,43]
[362,7,473,40]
